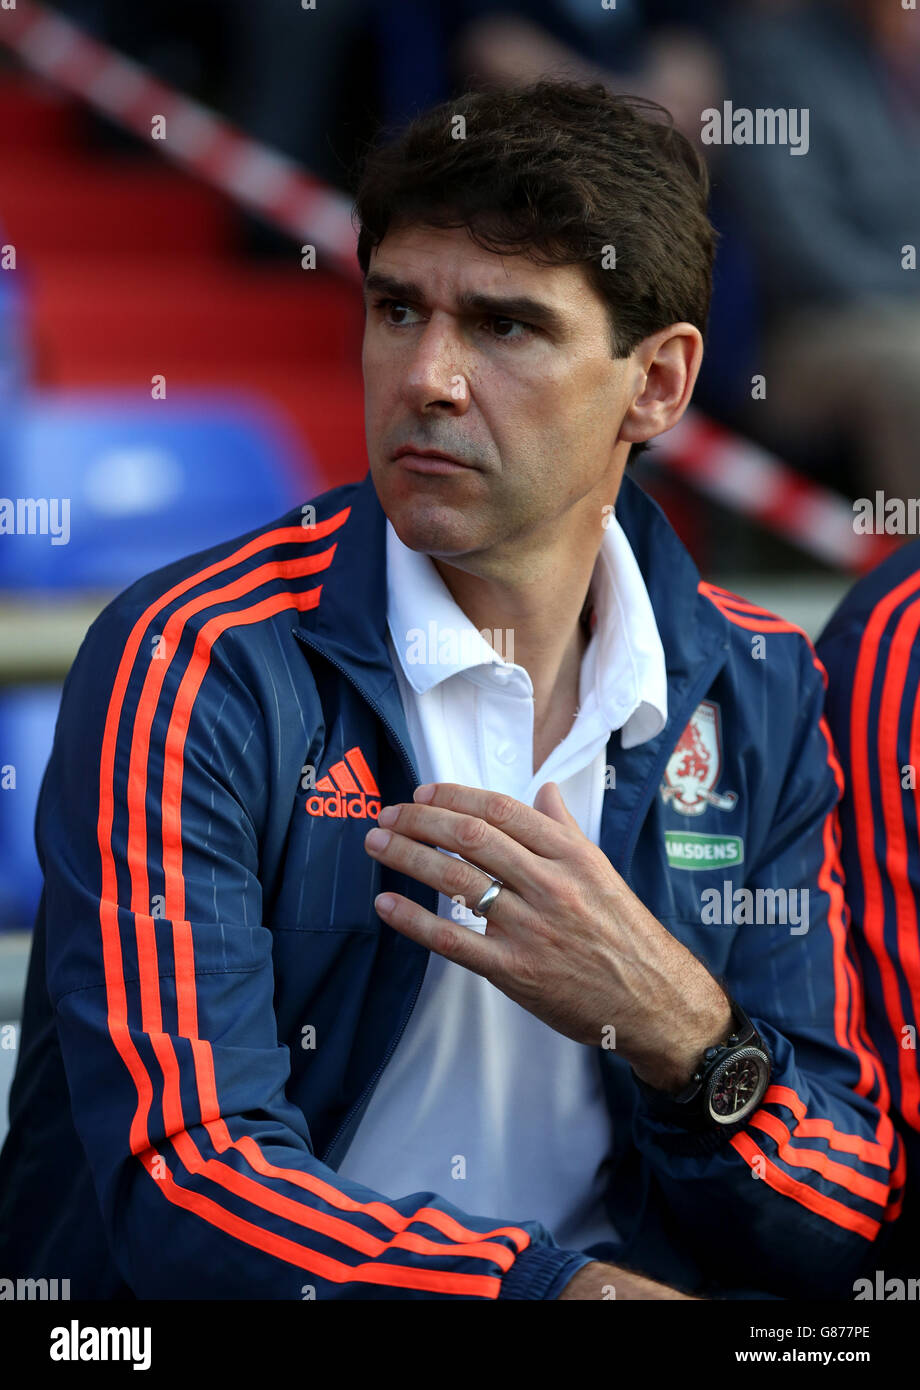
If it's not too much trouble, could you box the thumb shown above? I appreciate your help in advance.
[534,780,579,828]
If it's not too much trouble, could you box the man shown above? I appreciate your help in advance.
[817,539,920,1286]
[0,79,903,1300]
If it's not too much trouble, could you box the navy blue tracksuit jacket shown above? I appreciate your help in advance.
[0,470,905,1299]
[818,539,920,1279]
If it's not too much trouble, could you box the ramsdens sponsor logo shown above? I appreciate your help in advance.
[49,1319,151,1371]
[305,745,382,820]
[665,831,744,870]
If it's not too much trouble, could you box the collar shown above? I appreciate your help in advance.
[384,503,668,747]
[293,469,728,763]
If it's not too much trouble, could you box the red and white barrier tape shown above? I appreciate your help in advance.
[0,0,360,281]
[654,411,898,573]
[0,2,900,574]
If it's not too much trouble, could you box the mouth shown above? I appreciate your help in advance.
[390,447,476,475]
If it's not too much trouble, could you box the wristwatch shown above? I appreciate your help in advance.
[632,997,772,1130]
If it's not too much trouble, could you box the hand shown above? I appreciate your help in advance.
[557,1262,700,1300]
[363,781,732,1090]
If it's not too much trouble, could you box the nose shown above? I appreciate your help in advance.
[402,314,471,414]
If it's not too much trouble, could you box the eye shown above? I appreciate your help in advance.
[372,299,534,342]
[488,316,532,341]
[374,299,422,326]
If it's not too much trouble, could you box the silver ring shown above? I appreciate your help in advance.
[474,879,503,917]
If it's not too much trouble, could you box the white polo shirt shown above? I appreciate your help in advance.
[336,509,668,1250]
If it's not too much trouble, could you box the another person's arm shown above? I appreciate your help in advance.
[817,574,920,1272]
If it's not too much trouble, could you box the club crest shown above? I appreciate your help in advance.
[660,700,738,817]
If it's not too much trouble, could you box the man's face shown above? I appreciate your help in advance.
[362,222,640,575]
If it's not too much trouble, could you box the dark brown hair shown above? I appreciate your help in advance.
[352,78,717,466]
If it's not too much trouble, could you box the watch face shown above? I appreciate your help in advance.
[707,1047,770,1125]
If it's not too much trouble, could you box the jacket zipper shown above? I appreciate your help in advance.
[291,630,431,1166]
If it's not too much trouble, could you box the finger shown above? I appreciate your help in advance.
[374,890,503,978]
[412,782,574,859]
[363,825,524,926]
[375,800,547,897]
[533,780,580,830]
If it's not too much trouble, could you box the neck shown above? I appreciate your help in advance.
[431,541,598,737]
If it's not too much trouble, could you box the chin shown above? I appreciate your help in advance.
[390,507,476,558]
[373,469,481,556]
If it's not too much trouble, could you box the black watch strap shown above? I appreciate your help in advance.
[632,998,772,1131]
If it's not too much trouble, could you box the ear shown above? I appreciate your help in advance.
[618,323,703,448]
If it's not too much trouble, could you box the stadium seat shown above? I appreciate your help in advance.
[0,683,61,933]
[0,387,315,936]
[0,387,313,590]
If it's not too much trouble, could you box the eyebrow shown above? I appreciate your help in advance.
[362,270,568,337]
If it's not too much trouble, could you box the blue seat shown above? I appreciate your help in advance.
[0,388,312,590]
[0,683,62,932]
[0,387,315,931]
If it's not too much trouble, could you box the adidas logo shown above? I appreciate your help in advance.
[305,745,382,819]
